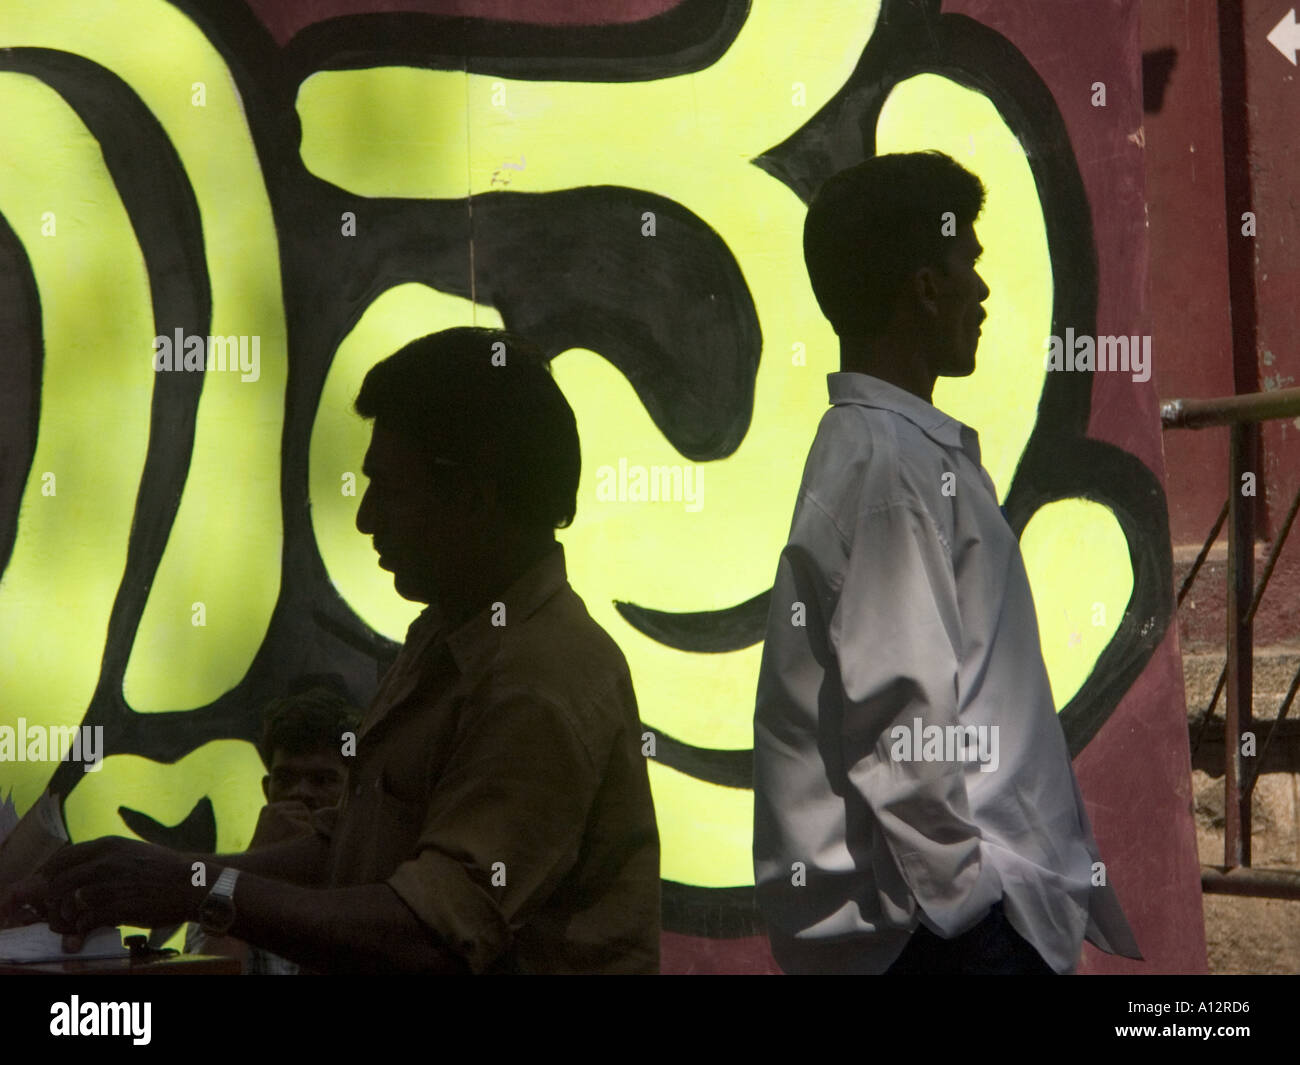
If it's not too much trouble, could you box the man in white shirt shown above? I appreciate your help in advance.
[753,151,1140,974]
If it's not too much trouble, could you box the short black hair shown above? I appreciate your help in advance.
[803,151,986,337]
[257,685,362,770]
[354,327,580,532]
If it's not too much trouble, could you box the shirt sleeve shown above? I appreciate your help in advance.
[831,498,1001,937]
[385,687,601,974]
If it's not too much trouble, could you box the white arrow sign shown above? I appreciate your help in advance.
[1268,8,1300,65]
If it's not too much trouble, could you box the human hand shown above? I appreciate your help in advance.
[2,836,200,942]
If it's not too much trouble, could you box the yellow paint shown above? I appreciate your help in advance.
[1021,500,1130,703]
[65,742,266,855]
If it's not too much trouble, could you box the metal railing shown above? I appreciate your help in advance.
[1162,386,1300,899]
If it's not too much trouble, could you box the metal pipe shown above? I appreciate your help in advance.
[1224,422,1255,867]
[1177,498,1228,607]
[1162,387,1300,430]
[1202,866,1300,900]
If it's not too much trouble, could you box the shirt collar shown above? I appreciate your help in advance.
[827,372,982,463]
[409,542,570,676]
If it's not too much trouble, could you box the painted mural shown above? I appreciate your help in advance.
[0,0,1176,967]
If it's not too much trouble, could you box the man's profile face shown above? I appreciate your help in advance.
[263,747,348,810]
[931,223,989,377]
[355,422,476,603]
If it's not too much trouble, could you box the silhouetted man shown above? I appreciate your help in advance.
[6,328,661,974]
[753,152,1140,974]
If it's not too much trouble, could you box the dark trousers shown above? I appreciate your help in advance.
[885,901,1056,975]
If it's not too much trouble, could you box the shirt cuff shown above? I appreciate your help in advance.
[387,849,512,974]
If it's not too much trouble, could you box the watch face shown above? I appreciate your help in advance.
[199,895,236,935]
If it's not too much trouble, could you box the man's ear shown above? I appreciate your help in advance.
[912,265,943,318]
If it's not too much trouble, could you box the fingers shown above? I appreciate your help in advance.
[57,889,82,931]
[16,837,183,932]
[61,933,85,954]
[2,876,49,924]
[39,837,125,883]
[5,875,41,907]
[44,884,106,937]
[74,899,101,938]
[37,839,92,877]
[39,846,132,902]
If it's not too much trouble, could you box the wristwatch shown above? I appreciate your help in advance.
[198,867,240,936]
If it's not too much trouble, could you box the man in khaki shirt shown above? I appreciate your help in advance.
[4,328,661,974]
[323,543,659,974]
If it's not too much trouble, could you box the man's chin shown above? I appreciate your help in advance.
[390,571,433,604]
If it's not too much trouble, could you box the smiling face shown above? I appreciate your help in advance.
[930,223,990,377]
[354,422,477,604]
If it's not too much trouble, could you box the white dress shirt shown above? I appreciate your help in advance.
[753,372,1139,974]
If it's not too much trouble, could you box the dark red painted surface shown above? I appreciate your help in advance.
[245,0,686,46]
[1146,0,1299,576]
[1242,0,1300,640]
[1146,0,1300,697]
[947,0,1207,973]
[661,931,780,975]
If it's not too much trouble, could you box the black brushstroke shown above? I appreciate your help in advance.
[646,725,751,790]
[662,880,762,938]
[615,589,769,654]
[118,797,217,854]
[281,0,750,84]
[473,189,760,459]
[0,211,41,581]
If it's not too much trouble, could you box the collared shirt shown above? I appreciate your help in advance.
[753,372,1138,974]
[316,544,660,973]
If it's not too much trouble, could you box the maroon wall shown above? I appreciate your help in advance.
[246,0,683,45]
[1146,0,1300,647]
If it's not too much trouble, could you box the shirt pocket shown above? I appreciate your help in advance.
[337,767,428,883]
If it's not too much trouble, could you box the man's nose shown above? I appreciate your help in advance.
[356,486,374,534]
[976,272,990,302]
